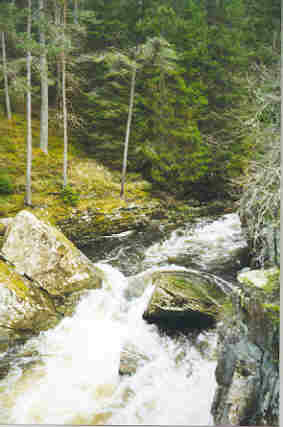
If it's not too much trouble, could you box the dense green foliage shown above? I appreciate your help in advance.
[0,0,280,200]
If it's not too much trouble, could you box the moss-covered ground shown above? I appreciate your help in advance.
[0,113,164,226]
[0,112,231,246]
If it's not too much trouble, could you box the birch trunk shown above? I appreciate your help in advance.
[39,0,48,154]
[26,0,32,206]
[62,0,68,188]
[74,0,78,24]
[54,0,61,111]
[120,65,136,199]
[1,31,11,120]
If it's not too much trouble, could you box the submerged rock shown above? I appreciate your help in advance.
[119,344,149,376]
[143,270,228,331]
[2,210,102,296]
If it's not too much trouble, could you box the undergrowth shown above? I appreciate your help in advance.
[0,112,154,224]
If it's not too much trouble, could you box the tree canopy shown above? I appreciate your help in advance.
[0,0,280,200]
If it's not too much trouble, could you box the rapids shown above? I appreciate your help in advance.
[0,213,247,425]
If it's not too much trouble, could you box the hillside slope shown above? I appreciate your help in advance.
[0,113,159,222]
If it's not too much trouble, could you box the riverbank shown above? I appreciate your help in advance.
[0,113,234,250]
[0,208,279,425]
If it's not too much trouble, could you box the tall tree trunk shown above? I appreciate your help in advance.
[1,31,12,120]
[159,70,166,145]
[39,0,49,154]
[26,0,32,206]
[54,0,61,111]
[62,0,68,188]
[120,65,136,199]
[73,0,78,24]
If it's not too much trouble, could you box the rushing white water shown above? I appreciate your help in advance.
[0,266,216,425]
[0,213,246,425]
[143,213,247,271]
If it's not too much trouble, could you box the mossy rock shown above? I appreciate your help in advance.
[237,267,279,291]
[236,267,280,331]
[0,218,12,237]
[2,210,103,296]
[143,270,228,331]
[0,259,60,340]
[56,202,165,247]
[0,223,5,236]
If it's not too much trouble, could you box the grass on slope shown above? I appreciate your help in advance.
[0,113,154,224]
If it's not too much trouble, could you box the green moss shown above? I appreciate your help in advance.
[158,274,224,303]
[150,272,227,319]
[0,259,30,299]
[0,223,5,235]
[0,173,13,194]
[263,303,279,326]
[261,268,280,299]
[60,185,80,207]
[0,112,187,236]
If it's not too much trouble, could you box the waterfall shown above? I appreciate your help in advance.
[0,213,247,425]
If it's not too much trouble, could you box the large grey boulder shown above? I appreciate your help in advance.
[2,210,102,296]
[211,268,279,425]
[211,326,279,426]
[0,209,104,345]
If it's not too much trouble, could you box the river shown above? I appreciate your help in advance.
[0,213,247,425]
